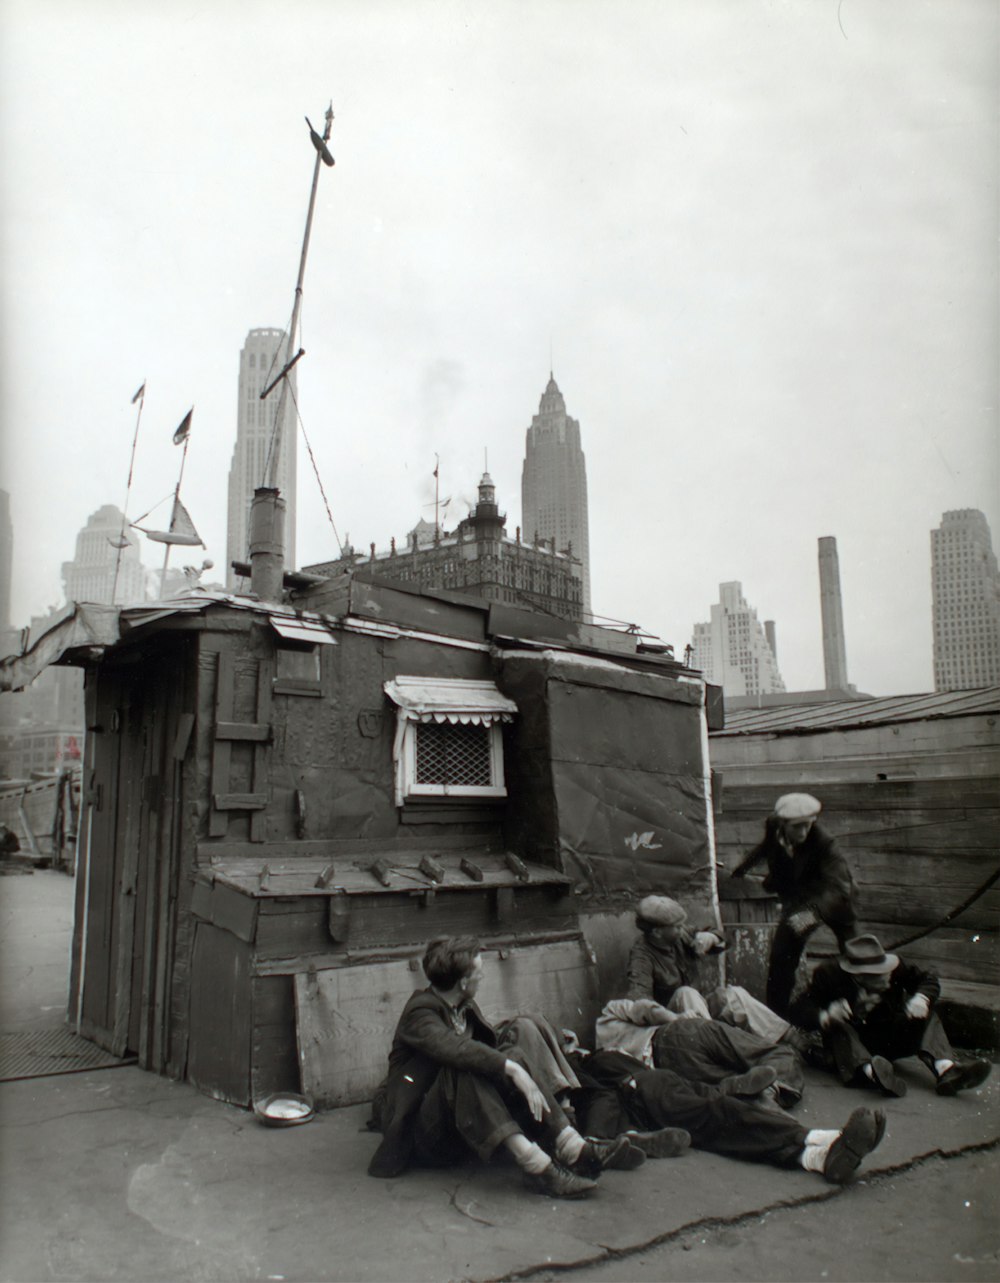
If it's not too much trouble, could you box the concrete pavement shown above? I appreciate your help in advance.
[2,870,998,1283]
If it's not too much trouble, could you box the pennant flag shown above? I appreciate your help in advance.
[305,117,335,167]
[134,497,204,547]
[131,382,146,404]
[173,408,193,445]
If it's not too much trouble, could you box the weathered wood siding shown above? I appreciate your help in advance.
[711,712,1000,1002]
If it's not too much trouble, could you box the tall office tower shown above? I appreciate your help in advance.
[690,581,785,698]
[521,374,591,614]
[818,536,850,691]
[0,489,12,630]
[931,509,1000,691]
[226,328,297,588]
[61,504,146,605]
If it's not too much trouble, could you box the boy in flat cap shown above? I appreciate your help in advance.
[732,793,858,1017]
[790,933,991,1098]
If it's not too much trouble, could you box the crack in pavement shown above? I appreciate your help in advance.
[475,1137,1000,1283]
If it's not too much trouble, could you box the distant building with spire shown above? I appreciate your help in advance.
[521,375,591,615]
[226,328,297,589]
[303,470,583,620]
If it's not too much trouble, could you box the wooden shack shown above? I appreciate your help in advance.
[2,544,718,1108]
[710,689,1000,1044]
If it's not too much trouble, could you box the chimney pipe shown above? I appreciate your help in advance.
[249,487,286,602]
[818,536,849,691]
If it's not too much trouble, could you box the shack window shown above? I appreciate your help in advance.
[276,645,320,683]
[384,676,517,806]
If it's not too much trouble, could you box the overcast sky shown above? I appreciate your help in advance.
[1,0,996,695]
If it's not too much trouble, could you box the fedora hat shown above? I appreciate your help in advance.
[839,934,899,976]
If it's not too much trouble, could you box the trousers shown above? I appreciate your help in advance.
[576,1052,808,1169]
[652,1016,804,1104]
[410,1050,571,1166]
[767,916,856,1017]
[823,1009,955,1085]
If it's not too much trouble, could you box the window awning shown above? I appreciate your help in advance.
[383,675,517,725]
[269,614,339,645]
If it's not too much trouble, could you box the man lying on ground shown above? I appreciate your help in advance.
[789,933,992,1099]
[563,1045,886,1185]
[366,936,646,1198]
[597,995,805,1109]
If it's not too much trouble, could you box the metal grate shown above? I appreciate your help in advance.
[415,722,492,787]
[0,1027,135,1081]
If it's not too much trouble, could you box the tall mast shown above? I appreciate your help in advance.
[263,103,334,491]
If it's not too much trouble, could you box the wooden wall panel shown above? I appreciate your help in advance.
[187,923,252,1105]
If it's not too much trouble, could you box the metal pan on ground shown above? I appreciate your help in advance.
[253,1092,315,1127]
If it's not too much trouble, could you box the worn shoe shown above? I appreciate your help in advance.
[936,1058,992,1097]
[625,1127,692,1158]
[869,1055,907,1098]
[823,1107,887,1184]
[573,1134,646,1177]
[525,1160,598,1198]
[720,1065,778,1098]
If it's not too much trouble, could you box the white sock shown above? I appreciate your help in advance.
[555,1126,585,1164]
[504,1135,552,1175]
[799,1129,840,1172]
[934,1059,954,1077]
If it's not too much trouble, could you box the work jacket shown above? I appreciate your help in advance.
[734,820,856,929]
[367,987,508,1178]
[789,958,941,1034]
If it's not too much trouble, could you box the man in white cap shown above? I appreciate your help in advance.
[732,793,858,1017]
[789,933,991,1098]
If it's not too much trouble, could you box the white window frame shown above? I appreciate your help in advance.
[383,676,516,807]
[397,717,507,803]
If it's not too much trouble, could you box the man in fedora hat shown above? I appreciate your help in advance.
[789,933,991,1098]
[732,793,858,1017]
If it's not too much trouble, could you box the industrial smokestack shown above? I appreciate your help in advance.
[818,536,849,691]
[249,487,286,603]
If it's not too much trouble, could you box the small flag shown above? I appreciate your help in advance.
[305,117,335,167]
[173,408,193,445]
[131,382,146,404]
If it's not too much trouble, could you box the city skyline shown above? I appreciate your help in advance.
[1,2,996,695]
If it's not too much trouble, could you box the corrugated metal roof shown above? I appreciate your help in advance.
[713,687,1000,737]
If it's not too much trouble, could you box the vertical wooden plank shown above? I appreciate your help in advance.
[250,660,272,843]
[111,683,144,1058]
[209,650,235,837]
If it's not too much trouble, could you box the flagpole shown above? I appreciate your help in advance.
[264,102,334,491]
[160,433,191,599]
[113,383,145,605]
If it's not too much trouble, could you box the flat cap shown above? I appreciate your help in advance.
[636,895,687,927]
[773,793,822,821]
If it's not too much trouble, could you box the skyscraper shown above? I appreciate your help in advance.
[226,328,297,588]
[691,581,785,698]
[62,504,146,605]
[931,509,1000,691]
[521,374,591,614]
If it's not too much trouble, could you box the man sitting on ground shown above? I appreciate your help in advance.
[628,894,793,1046]
[367,936,645,1198]
[789,933,991,1098]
